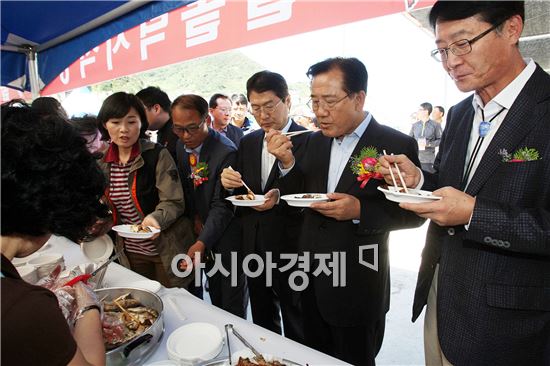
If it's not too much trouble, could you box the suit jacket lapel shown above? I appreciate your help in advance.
[249,131,264,193]
[446,106,474,190]
[466,68,545,195]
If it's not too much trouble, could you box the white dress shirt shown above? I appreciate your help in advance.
[326,112,372,192]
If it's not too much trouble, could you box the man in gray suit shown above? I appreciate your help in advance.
[381,2,550,365]
[173,94,248,318]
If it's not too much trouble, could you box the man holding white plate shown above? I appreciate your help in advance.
[221,71,308,342]
[269,57,424,365]
[379,2,550,365]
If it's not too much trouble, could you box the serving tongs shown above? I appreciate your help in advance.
[63,251,122,287]
[225,323,266,363]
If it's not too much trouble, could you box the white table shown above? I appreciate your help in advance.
[42,235,348,366]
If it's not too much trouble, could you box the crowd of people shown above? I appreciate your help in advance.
[1,2,548,366]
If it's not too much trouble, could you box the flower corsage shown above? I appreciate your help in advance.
[190,162,209,187]
[350,146,384,188]
[499,147,540,163]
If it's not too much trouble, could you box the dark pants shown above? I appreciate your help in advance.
[247,261,304,343]
[206,250,249,319]
[126,251,171,288]
[302,283,386,366]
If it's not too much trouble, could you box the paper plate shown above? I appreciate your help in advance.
[81,234,114,263]
[281,193,329,207]
[167,322,223,363]
[377,186,441,204]
[112,225,160,239]
[127,279,162,293]
[226,194,267,207]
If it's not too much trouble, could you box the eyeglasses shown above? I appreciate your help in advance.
[172,120,204,135]
[430,21,504,62]
[307,93,350,111]
[215,107,232,114]
[250,98,283,115]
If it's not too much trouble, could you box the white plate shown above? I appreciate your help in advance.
[127,279,162,293]
[144,360,179,366]
[226,194,267,207]
[112,225,160,239]
[281,193,329,207]
[377,186,441,204]
[167,322,223,363]
[81,234,114,263]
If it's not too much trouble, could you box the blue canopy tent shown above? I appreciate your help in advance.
[1,1,195,98]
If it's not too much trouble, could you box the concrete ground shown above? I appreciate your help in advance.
[203,222,430,365]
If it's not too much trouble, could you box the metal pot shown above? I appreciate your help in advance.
[96,287,164,366]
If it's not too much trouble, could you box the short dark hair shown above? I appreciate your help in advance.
[209,93,230,109]
[420,102,433,115]
[97,92,149,141]
[70,114,100,139]
[171,94,209,122]
[434,105,445,116]
[31,96,68,119]
[136,86,171,112]
[1,101,108,242]
[306,57,368,94]
[246,71,289,101]
[429,1,525,30]
[231,93,248,105]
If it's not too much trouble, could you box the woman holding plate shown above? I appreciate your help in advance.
[97,92,195,288]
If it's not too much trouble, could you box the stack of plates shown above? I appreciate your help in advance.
[166,322,223,365]
[17,264,38,284]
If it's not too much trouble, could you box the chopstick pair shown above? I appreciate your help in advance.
[383,150,409,194]
[282,129,313,137]
[228,166,255,197]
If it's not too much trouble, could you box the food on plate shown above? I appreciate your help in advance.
[235,192,256,201]
[101,293,159,350]
[130,224,152,233]
[237,357,287,366]
[295,194,322,199]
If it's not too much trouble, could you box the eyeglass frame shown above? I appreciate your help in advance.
[172,120,205,135]
[430,20,505,62]
[250,98,283,115]
[307,92,351,111]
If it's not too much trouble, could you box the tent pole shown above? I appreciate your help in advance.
[24,46,40,99]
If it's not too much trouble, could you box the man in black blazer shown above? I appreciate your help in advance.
[210,93,244,148]
[221,71,307,342]
[269,58,424,365]
[172,94,248,318]
[380,2,550,365]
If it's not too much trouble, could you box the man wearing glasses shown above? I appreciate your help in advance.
[379,2,550,365]
[172,94,248,318]
[268,58,424,365]
[209,93,244,147]
[221,71,308,343]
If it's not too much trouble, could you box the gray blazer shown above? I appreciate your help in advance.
[413,64,550,365]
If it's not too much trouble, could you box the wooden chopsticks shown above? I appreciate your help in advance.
[383,150,409,194]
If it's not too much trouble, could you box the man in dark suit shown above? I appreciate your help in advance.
[210,93,244,147]
[172,94,248,318]
[380,2,550,365]
[221,71,307,342]
[268,57,425,365]
[136,86,178,160]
